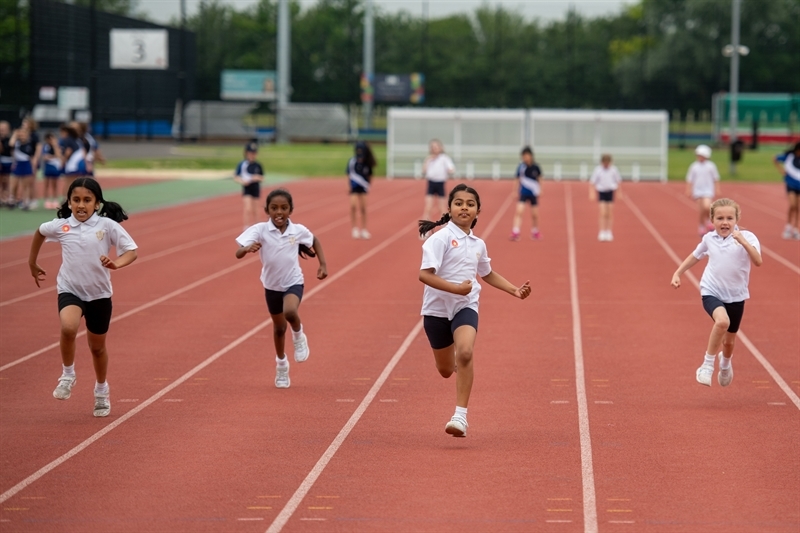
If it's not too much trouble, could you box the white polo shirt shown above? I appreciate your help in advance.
[686,160,720,199]
[236,219,314,291]
[39,213,138,301]
[589,165,621,192]
[692,228,760,303]
[425,154,455,182]
[420,221,492,320]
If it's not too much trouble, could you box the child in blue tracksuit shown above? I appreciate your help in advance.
[774,142,800,239]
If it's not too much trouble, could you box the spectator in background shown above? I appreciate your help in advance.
[0,121,12,207]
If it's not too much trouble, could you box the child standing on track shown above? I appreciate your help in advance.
[41,132,63,209]
[348,141,376,239]
[0,121,11,207]
[419,183,531,437]
[509,146,543,241]
[774,142,800,239]
[233,141,264,230]
[28,177,138,417]
[589,154,622,241]
[421,139,455,236]
[685,144,721,236]
[671,198,761,388]
[235,189,328,389]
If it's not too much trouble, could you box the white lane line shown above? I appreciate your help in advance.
[265,320,424,533]
[564,183,599,533]
[0,222,415,503]
[622,194,800,411]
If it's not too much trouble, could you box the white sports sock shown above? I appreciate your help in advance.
[704,353,716,366]
[94,381,109,394]
[62,364,75,377]
[719,355,732,369]
[276,355,289,368]
[454,406,468,421]
[512,227,520,233]
[291,325,303,341]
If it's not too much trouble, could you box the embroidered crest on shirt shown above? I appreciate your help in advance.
[290,236,296,245]
[96,230,106,241]
[451,239,459,248]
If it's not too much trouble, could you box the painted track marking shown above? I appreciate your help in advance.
[622,193,800,411]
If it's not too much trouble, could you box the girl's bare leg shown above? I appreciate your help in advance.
[705,307,730,356]
[59,306,83,366]
[86,331,109,384]
[453,325,477,408]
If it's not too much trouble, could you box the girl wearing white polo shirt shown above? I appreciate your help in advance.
[419,183,531,437]
[28,177,138,417]
[236,188,328,389]
[685,145,721,236]
[671,198,761,388]
[421,139,455,235]
[589,154,622,241]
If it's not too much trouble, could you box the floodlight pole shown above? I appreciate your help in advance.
[363,0,374,131]
[276,0,291,144]
[729,0,741,144]
[178,0,186,141]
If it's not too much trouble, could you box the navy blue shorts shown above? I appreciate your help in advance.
[350,183,368,195]
[44,167,61,178]
[58,293,113,335]
[423,308,479,350]
[265,284,304,315]
[12,161,33,176]
[0,162,11,175]
[242,182,260,198]
[702,295,745,333]
[786,180,800,194]
[426,180,446,197]
[519,190,538,205]
[598,190,615,202]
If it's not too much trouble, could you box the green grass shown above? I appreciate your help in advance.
[667,146,783,182]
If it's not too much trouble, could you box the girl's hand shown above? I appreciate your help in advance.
[454,280,473,295]
[671,273,681,288]
[317,264,328,280]
[589,189,596,201]
[100,255,118,270]
[244,243,262,254]
[516,280,532,299]
[30,263,46,287]
[731,228,745,244]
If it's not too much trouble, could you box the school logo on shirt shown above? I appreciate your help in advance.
[96,230,105,241]
[451,239,459,248]
[61,224,70,232]
[289,236,296,245]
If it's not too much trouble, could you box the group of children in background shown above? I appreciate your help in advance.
[0,118,103,211]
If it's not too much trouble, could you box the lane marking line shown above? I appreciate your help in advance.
[622,193,800,411]
[247,506,272,510]
[335,399,355,403]
[546,520,574,523]
[264,321,424,533]
[609,520,636,524]
[564,183,599,533]
[238,518,265,521]
[767,402,787,406]
[551,400,570,404]
[0,222,416,504]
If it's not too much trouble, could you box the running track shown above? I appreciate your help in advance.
[0,179,798,532]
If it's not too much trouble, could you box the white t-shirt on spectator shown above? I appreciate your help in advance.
[425,154,455,182]
[686,160,720,199]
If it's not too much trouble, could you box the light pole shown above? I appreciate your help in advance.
[722,0,749,174]
[363,0,374,131]
[276,0,291,144]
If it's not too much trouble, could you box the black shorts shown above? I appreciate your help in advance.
[702,295,745,333]
[264,285,304,315]
[242,182,260,198]
[350,184,368,195]
[426,180,446,197]
[598,190,615,202]
[57,293,113,335]
[786,181,800,195]
[519,190,538,205]
[423,308,479,350]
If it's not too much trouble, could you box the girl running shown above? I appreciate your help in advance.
[41,132,63,209]
[419,183,531,437]
[685,144,721,236]
[28,177,138,417]
[421,139,455,237]
[235,189,328,389]
[774,142,800,239]
[589,154,622,241]
[509,146,543,241]
[348,141,377,239]
[671,198,761,388]
[233,141,264,230]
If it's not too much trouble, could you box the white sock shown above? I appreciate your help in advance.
[719,355,731,369]
[276,355,289,368]
[454,406,468,421]
[94,381,109,394]
[512,227,520,233]
[62,364,75,377]
[704,353,716,367]
[291,325,303,341]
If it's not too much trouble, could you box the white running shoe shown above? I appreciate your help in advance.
[53,375,77,400]
[351,227,360,239]
[717,353,733,387]
[782,228,794,240]
[606,231,614,241]
[445,415,468,437]
[93,392,111,417]
[360,229,371,239]
[275,361,290,388]
[696,364,714,387]
[293,332,310,362]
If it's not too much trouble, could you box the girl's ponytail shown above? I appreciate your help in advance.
[418,213,451,237]
[98,200,129,223]
[298,244,316,259]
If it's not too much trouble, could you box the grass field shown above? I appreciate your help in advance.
[104,143,788,183]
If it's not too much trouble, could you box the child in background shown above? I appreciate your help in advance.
[233,141,264,230]
[348,141,377,239]
[589,154,622,241]
[9,123,39,210]
[509,146,543,241]
[671,198,761,388]
[419,183,531,437]
[235,189,328,389]
[0,121,11,207]
[28,177,138,417]
[421,139,455,237]
[774,142,800,239]
[59,124,86,200]
[685,144,721,236]
[41,132,63,209]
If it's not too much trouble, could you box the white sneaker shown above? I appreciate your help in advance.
[351,227,360,239]
[93,392,111,417]
[445,415,468,437]
[606,231,614,241]
[782,228,794,239]
[598,231,605,241]
[696,364,714,387]
[360,229,371,239]
[53,375,77,400]
[717,353,733,387]
[275,361,290,388]
[293,332,309,362]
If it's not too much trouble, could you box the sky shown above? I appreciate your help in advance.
[137,0,631,26]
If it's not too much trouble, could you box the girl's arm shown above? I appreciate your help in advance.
[28,230,47,287]
[774,156,786,174]
[312,235,328,279]
[588,183,597,201]
[100,249,138,270]
[419,268,472,296]
[671,253,700,288]
[235,242,261,259]
[481,271,531,299]
[32,142,43,169]
[732,230,763,266]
